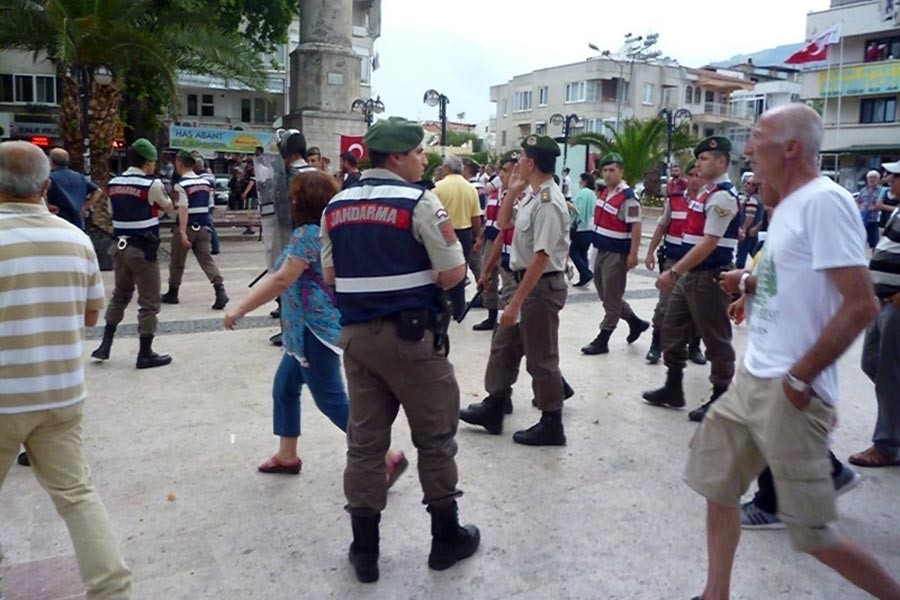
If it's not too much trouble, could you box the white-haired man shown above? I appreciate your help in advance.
[0,141,132,598]
[858,169,886,251]
[684,104,900,600]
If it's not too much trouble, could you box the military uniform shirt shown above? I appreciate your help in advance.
[510,179,570,272]
[321,168,464,272]
[703,174,739,237]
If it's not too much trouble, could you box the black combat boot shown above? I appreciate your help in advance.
[472,309,497,331]
[645,329,662,365]
[427,501,480,571]
[625,314,650,344]
[91,324,117,360]
[348,514,380,583]
[688,385,729,422]
[160,287,179,304]
[212,283,229,310]
[136,336,172,369]
[532,377,575,408]
[270,332,283,346]
[688,336,707,365]
[513,410,566,446]
[459,395,506,434]
[642,368,686,409]
[581,330,612,355]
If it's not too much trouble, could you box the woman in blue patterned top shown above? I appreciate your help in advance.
[225,171,407,482]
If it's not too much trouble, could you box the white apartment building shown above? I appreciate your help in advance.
[800,0,900,187]
[0,0,381,166]
[490,57,753,174]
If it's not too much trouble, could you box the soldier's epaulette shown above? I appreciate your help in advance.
[540,188,551,203]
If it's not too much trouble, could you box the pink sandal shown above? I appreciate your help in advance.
[386,451,408,489]
[258,455,302,475]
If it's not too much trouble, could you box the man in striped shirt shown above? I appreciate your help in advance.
[0,140,132,598]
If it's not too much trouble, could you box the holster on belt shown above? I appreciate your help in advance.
[432,291,453,356]
[656,246,667,274]
[120,233,160,262]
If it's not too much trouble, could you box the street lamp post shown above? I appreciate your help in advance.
[423,89,449,156]
[76,65,92,176]
[658,108,692,178]
[351,95,385,128]
[549,112,579,171]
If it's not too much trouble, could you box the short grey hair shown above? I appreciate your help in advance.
[442,155,463,174]
[194,157,205,170]
[0,141,51,198]
[767,103,824,168]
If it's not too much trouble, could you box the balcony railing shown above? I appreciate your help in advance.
[701,102,753,121]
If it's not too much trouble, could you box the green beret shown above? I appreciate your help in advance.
[685,158,697,173]
[498,150,520,166]
[176,149,195,164]
[520,135,560,157]
[694,136,732,158]
[131,138,158,161]
[364,116,424,153]
[600,152,623,168]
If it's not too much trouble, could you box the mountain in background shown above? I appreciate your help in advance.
[710,42,827,68]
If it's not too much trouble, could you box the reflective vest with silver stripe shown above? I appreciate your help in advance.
[500,225,515,271]
[108,174,159,237]
[484,190,501,240]
[681,181,740,269]
[179,176,212,226]
[592,186,635,254]
[324,177,437,325]
[664,193,691,260]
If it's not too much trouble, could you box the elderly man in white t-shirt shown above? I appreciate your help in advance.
[683,104,900,600]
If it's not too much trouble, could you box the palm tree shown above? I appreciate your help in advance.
[571,118,696,190]
[0,0,266,231]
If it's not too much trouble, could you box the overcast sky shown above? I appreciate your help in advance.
[370,0,831,124]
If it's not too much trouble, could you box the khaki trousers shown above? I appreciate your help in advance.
[593,251,636,331]
[167,226,223,289]
[662,270,735,387]
[0,404,132,599]
[481,237,500,311]
[498,266,516,309]
[519,274,568,411]
[104,245,160,336]
[651,258,676,331]
[340,320,462,516]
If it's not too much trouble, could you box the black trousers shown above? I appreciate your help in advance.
[449,228,473,320]
[751,451,844,513]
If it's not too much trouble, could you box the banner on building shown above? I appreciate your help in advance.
[818,61,900,97]
[168,125,275,153]
[340,134,368,160]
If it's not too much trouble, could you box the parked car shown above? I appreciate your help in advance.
[214,177,230,206]
[634,176,668,201]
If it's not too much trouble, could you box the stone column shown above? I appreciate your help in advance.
[285,0,367,162]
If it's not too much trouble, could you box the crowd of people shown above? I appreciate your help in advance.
[1,100,899,599]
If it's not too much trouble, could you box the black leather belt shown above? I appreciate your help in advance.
[512,270,562,283]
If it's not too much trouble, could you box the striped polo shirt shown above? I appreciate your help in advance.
[0,202,104,414]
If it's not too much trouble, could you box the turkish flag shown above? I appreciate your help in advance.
[786,23,841,64]
[340,135,367,160]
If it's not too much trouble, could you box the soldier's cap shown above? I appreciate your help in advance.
[130,138,158,161]
[364,117,425,154]
[498,150,519,166]
[600,152,624,168]
[694,136,732,158]
[520,135,560,157]
[463,157,481,170]
[883,161,900,174]
[685,158,697,173]
[176,149,195,165]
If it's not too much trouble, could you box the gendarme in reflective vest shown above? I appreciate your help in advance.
[324,177,438,325]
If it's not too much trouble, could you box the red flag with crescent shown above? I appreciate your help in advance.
[340,135,368,160]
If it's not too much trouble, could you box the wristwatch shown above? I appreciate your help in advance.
[785,372,811,393]
[738,272,751,295]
